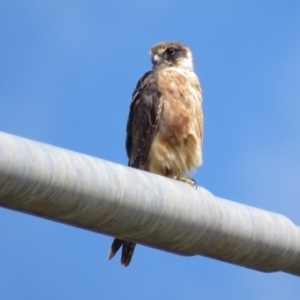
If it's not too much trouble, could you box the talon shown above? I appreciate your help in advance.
[172,176,197,189]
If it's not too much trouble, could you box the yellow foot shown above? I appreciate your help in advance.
[172,176,197,189]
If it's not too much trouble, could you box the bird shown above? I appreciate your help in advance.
[107,41,203,267]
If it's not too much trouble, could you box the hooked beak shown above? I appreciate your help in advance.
[152,54,162,64]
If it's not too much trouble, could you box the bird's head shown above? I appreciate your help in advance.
[150,41,193,71]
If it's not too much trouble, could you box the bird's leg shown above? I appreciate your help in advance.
[172,175,197,189]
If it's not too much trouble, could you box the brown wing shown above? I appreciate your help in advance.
[126,71,164,170]
[107,71,163,266]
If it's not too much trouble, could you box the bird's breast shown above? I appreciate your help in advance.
[146,68,203,177]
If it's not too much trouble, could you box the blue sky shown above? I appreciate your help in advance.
[1,1,300,299]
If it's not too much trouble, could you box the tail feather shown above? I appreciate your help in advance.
[121,241,136,267]
[108,238,136,267]
[107,238,124,260]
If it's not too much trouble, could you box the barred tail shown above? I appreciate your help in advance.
[108,238,136,267]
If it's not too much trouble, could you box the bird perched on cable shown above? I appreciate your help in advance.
[108,41,203,267]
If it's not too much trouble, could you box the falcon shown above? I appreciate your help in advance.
[108,41,203,267]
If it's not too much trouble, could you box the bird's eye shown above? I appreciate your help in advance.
[166,47,176,55]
